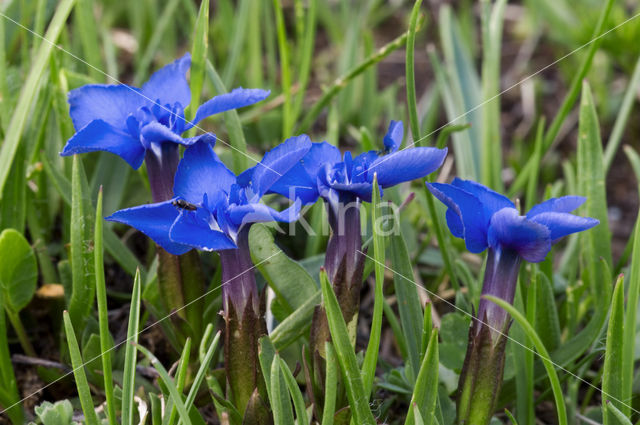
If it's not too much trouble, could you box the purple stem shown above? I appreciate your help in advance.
[145,144,180,203]
[219,227,260,316]
[476,247,522,338]
[325,201,363,286]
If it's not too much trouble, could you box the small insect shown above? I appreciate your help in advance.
[172,199,197,211]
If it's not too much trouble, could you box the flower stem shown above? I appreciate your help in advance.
[457,248,521,425]
[6,310,36,357]
[219,227,267,417]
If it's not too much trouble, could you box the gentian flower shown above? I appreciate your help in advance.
[426,178,598,425]
[60,53,269,201]
[250,121,446,388]
[107,136,310,417]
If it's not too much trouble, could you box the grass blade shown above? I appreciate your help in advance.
[136,344,194,425]
[270,354,294,425]
[122,269,142,425]
[361,176,384,396]
[405,329,439,425]
[186,0,209,124]
[0,0,76,196]
[321,342,338,425]
[320,269,376,424]
[272,0,293,137]
[602,275,625,424]
[62,311,99,425]
[405,0,424,141]
[94,187,116,425]
[485,295,567,425]
[69,155,95,333]
[185,329,221,412]
[279,357,309,425]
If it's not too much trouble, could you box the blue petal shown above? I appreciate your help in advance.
[141,53,191,108]
[185,87,271,130]
[383,120,403,153]
[173,141,236,204]
[371,147,447,188]
[526,196,586,218]
[236,166,255,188]
[106,201,191,255]
[169,209,237,251]
[487,208,551,263]
[68,85,146,131]
[60,120,145,169]
[329,182,375,203]
[180,132,219,147]
[528,212,599,242]
[140,122,184,146]
[252,135,312,197]
[227,199,302,228]
[426,182,488,253]
[451,178,515,214]
[351,151,380,183]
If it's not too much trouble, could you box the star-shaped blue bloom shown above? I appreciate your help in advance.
[426,178,599,262]
[105,135,311,255]
[60,53,270,169]
[246,120,448,206]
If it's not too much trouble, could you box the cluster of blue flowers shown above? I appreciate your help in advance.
[61,54,599,269]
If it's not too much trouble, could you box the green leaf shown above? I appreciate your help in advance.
[269,354,294,425]
[68,155,95,333]
[185,329,221,413]
[602,275,625,424]
[63,311,100,425]
[389,224,423,381]
[621,208,640,417]
[577,81,612,269]
[186,0,209,124]
[136,344,194,425]
[34,400,74,425]
[534,272,561,353]
[405,330,439,425]
[0,144,26,233]
[250,224,318,314]
[362,176,384,396]
[279,357,309,425]
[485,296,567,425]
[605,402,633,425]
[405,0,425,142]
[0,229,37,313]
[270,290,321,350]
[122,269,142,425]
[94,188,117,425]
[438,313,469,372]
[321,342,338,425]
[0,0,76,196]
[320,269,376,424]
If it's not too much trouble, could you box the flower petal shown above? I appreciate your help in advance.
[60,120,145,169]
[169,209,237,251]
[528,212,599,242]
[227,199,302,228]
[185,87,270,130]
[526,196,586,218]
[383,120,403,153]
[487,208,551,262]
[68,85,145,131]
[371,147,447,188]
[451,178,515,214]
[140,122,184,145]
[426,182,488,253]
[141,53,191,107]
[173,140,236,204]
[106,201,191,255]
[252,134,312,197]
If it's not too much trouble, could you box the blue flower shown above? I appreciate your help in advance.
[426,178,599,262]
[106,135,311,255]
[250,120,447,206]
[60,53,270,169]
